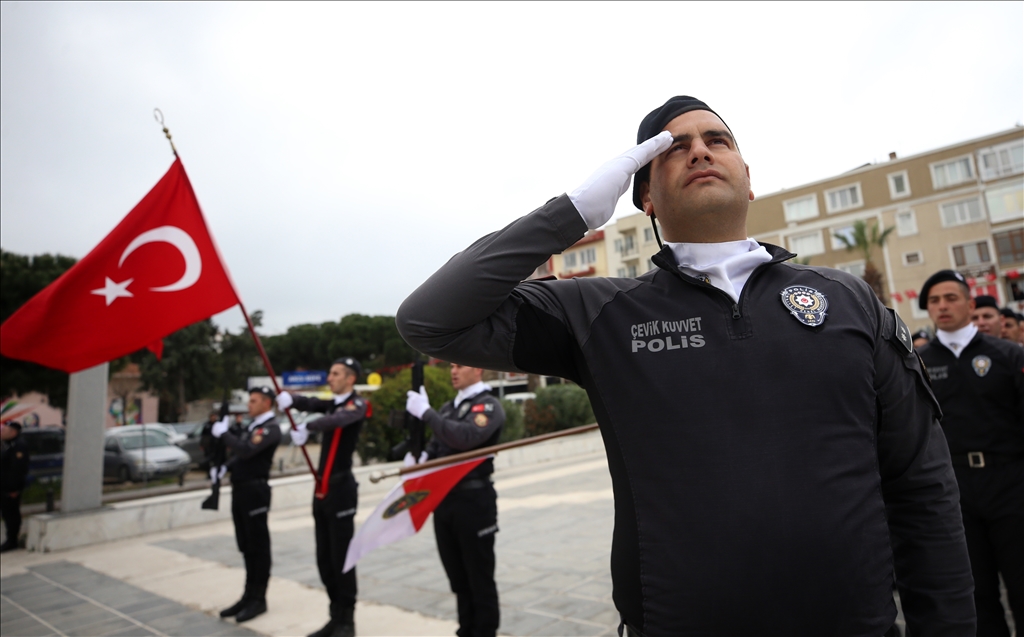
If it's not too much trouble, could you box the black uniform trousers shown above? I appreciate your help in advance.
[955,460,1024,636]
[313,474,358,618]
[433,481,499,637]
[1,492,22,546]
[231,480,272,602]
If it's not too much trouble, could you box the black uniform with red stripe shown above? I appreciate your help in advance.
[222,414,282,604]
[291,392,367,620]
[423,388,504,637]
[918,332,1024,636]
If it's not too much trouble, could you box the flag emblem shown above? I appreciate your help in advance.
[383,490,429,519]
[780,286,828,327]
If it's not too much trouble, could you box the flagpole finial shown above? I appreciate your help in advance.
[153,108,178,157]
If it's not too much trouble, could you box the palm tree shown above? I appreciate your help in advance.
[833,219,895,303]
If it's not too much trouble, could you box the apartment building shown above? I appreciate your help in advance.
[747,127,1024,332]
[605,212,661,278]
[534,229,608,279]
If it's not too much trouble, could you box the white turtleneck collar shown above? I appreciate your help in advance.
[333,391,353,405]
[454,381,491,408]
[665,238,772,302]
[937,322,977,358]
[249,410,275,430]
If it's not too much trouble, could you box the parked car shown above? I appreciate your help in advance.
[19,427,65,484]
[174,421,208,469]
[103,430,190,483]
[112,423,186,445]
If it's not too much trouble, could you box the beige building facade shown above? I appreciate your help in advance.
[747,127,1024,332]
[537,229,609,279]
[605,212,661,278]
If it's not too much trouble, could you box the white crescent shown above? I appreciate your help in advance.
[119,225,202,292]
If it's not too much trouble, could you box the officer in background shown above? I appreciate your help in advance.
[276,357,367,637]
[212,386,282,623]
[972,295,1004,337]
[406,363,504,637]
[918,270,1024,636]
[0,422,30,552]
[999,308,1022,345]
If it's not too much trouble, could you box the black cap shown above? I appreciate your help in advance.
[632,96,731,210]
[999,307,1018,320]
[333,357,363,378]
[974,295,998,310]
[249,386,276,400]
[918,269,968,310]
[6,421,22,431]
[912,329,931,342]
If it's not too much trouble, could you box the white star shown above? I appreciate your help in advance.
[91,277,134,306]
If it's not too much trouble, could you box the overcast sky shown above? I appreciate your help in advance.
[2,2,1022,335]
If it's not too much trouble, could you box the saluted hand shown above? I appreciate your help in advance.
[570,130,674,229]
[405,386,430,419]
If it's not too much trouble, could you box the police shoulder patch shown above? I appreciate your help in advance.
[471,403,487,413]
[780,286,828,327]
[887,308,913,354]
[473,413,489,427]
[458,402,472,419]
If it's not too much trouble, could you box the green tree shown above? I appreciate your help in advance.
[263,314,416,375]
[498,399,525,443]
[358,365,454,463]
[524,384,595,436]
[0,250,78,410]
[216,312,264,394]
[833,219,896,303]
[138,319,219,422]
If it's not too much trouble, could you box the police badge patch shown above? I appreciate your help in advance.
[780,286,828,327]
[458,402,472,419]
[971,355,992,377]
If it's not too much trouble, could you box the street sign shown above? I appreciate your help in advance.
[282,370,328,388]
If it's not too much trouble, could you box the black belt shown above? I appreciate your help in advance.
[950,452,1024,469]
[232,477,269,486]
[452,477,492,491]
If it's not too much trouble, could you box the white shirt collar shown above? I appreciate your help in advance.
[937,322,977,358]
[665,239,772,303]
[249,410,275,430]
[454,381,491,408]
[333,391,353,405]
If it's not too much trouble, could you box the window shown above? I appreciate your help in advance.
[825,183,863,213]
[940,197,985,227]
[783,194,819,222]
[902,251,923,266]
[951,241,991,267]
[617,268,627,278]
[895,209,918,236]
[837,261,866,278]
[563,252,577,269]
[994,229,1024,266]
[621,234,636,254]
[647,258,655,271]
[643,227,654,243]
[887,170,911,199]
[105,438,120,452]
[831,225,856,250]
[626,264,638,277]
[911,304,930,320]
[579,247,596,265]
[788,231,825,256]
[930,155,974,189]
[614,239,623,253]
[977,140,1024,181]
[985,179,1024,224]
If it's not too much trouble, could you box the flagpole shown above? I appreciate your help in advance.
[368,422,600,483]
[236,299,317,477]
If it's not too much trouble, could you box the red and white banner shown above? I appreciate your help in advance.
[0,159,239,373]
[343,457,489,573]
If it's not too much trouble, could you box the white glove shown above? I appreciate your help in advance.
[403,450,429,467]
[211,416,230,438]
[276,391,293,410]
[569,130,674,229]
[209,467,219,482]
[406,386,430,419]
[218,465,227,481]
[290,422,309,446]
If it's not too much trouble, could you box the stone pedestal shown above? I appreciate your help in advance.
[62,362,109,513]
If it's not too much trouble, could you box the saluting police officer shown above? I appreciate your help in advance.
[276,357,367,637]
[405,363,505,637]
[918,270,1024,636]
[212,386,282,623]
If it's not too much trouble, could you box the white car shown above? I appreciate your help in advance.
[103,429,191,483]
[113,423,186,445]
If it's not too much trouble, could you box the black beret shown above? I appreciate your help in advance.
[912,329,931,342]
[7,421,22,431]
[918,269,968,310]
[249,386,275,400]
[999,307,1018,320]
[974,295,998,310]
[333,357,363,378]
[632,96,731,210]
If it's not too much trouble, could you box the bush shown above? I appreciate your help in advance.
[498,399,526,443]
[524,384,594,436]
[359,365,454,463]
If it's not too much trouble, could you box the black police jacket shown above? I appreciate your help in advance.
[397,194,974,636]
[223,415,281,483]
[918,331,1024,457]
[1,435,30,492]
[291,393,366,480]
[424,388,504,481]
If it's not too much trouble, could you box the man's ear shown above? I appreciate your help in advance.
[640,181,654,217]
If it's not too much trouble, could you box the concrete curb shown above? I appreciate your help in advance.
[26,428,603,553]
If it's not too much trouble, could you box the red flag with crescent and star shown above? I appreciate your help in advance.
[0,159,239,373]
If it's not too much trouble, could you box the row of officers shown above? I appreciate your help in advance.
[207,357,505,637]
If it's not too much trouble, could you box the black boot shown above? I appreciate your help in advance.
[307,618,336,637]
[331,607,355,637]
[219,596,248,618]
[235,598,267,622]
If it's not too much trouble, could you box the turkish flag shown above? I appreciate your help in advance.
[343,457,489,573]
[0,159,239,373]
